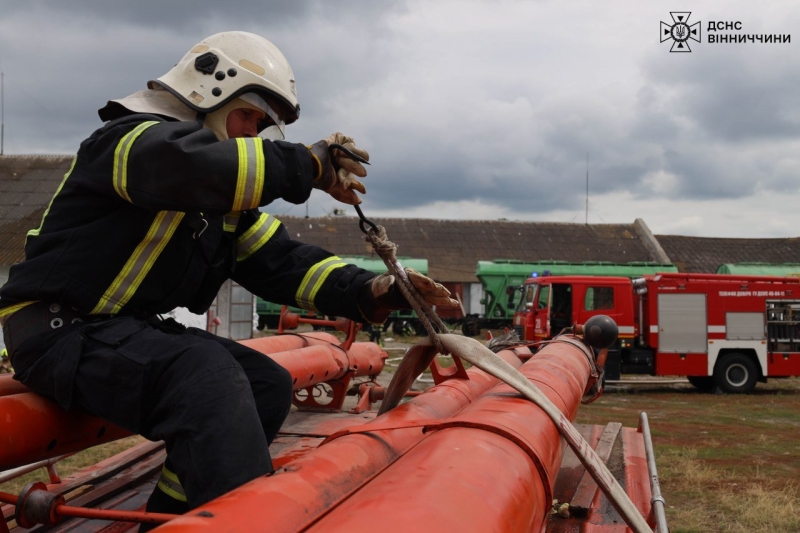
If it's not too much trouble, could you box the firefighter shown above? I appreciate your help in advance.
[0,31,457,526]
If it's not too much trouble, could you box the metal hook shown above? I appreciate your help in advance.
[327,143,377,235]
[193,218,209,239]
[328,143,370,166]
[354,205,379,235]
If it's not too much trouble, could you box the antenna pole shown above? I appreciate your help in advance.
[1,70,4,156]
[585,152,588,224]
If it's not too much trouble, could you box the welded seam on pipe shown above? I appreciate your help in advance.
[294,434,432,533]
[318,417,554,503]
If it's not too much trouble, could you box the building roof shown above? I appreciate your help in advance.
[656,234,800,273]
[0,156,72,265]
[280,216,663,282]
[4,155,800,282]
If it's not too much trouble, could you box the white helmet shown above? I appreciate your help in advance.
[148,31,300,125]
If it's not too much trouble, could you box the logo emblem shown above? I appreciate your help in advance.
[660,12,701,52]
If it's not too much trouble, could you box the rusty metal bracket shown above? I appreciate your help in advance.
[429,354,470,385]
[293,373,353,412]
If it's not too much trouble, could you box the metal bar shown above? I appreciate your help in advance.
[0,454,72,484]
[639,412,669,533]
[55,505,177,524]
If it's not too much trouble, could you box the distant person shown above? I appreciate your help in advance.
[369,323,384,347]
[0,31,456,526]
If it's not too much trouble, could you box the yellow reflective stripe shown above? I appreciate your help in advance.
[91,211,185,314]
[113,121,158,203]
[157,466,187,502]
[233,137,264,211]
[224,212,241,233]
[0,301,37,326]
[253,137,264,205]
[295,256,347,312]
[27,157,77,242]
[236,213,281,261]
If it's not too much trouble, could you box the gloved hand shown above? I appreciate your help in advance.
[308,133,370,205]
[358,268,459,324]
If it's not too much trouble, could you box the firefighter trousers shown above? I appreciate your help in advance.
[7,314,293,508]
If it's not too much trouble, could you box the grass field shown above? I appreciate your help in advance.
[576,379,800,533]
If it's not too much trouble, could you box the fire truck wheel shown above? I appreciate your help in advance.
[687,376,715,392]
[714,353,758,394]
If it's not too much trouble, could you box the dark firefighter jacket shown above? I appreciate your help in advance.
[0,114,375,323]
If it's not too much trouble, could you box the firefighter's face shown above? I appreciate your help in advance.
[226,108,267,138]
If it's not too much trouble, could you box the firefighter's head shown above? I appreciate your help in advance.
[150,31,298,141]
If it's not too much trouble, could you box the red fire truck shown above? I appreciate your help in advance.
[512,273,800,393]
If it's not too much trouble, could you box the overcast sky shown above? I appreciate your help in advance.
[1,0,799,238]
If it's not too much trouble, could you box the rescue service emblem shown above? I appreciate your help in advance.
[660,12,701,52]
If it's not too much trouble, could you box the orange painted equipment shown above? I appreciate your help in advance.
[0,392,131,471]
[156,347,527,532]
[0,333,386,471]
[0,377,27,397]
[156,339,607,533]
[304,337,594,532]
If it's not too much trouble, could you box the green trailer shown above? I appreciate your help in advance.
[255,256,428,331]
[716,262,800,276]
[463,260,679,336]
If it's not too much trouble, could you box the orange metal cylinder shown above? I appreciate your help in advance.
[0,375,29,397]
[156,348,527,533]
[267,342,385,388]
[0,393,130,471]
[0,334,383,471]
[239,331,340,354]
[305,338,593,532]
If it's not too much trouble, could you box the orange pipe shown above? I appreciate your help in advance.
[0,374,29,397]
[0,393,130,471]
[156,348,528,533]
[267,341,386,387]
[0,335,384,471]
[239,331,341,353]
[305,338,592,532]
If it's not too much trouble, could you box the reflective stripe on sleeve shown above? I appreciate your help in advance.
[233,137,265,211]
[295,256,347,312]
[113,121,159,203]
[91,211,185,314]
[223,212,241,233]
[27,157,76,242]
[236,213,281,261]
[156,465,187,502]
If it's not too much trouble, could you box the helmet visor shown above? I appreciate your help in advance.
[240,93,286,141]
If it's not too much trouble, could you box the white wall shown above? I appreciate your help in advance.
[469,282,484,315]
